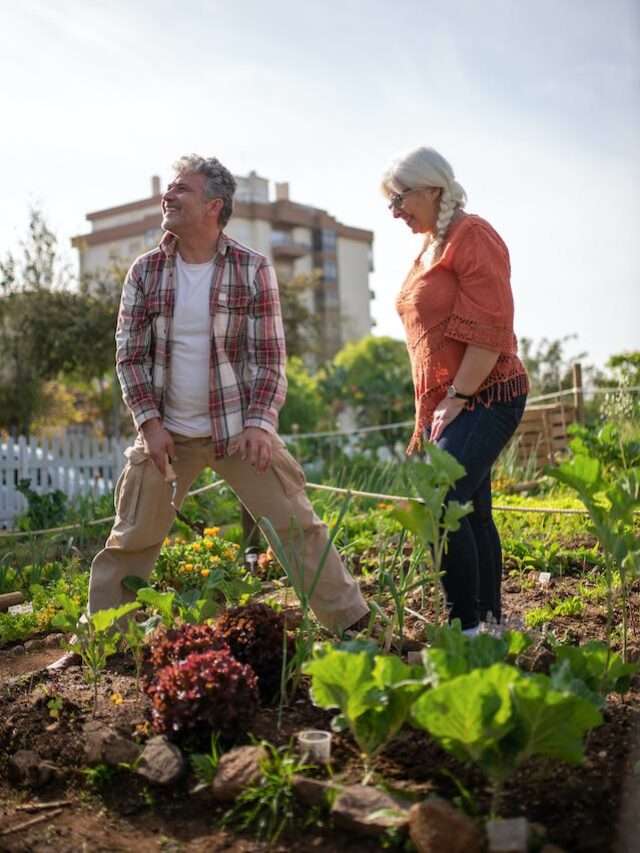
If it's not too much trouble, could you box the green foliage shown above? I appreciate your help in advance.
[0,571,89,645]
[519,335,588,398]
[222,740,315,842]
[392,447,472,625]
[420,621,532,687]
[410,662,602,808]
[550,641,638,708]
[279,356,332,434]
[190,732,223,791]
[15,479,67,531]
[153,529,243,591]
[0,208,118,435]
[318,336,414,455]
[599,351,640,427]
[52,598,138,715]
[304,644,424,777]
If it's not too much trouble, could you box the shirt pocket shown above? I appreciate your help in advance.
[216,287,251,313]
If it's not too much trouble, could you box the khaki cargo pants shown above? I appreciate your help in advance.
[88,431,368,632]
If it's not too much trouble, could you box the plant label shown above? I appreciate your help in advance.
[538,572,551,585]
[8,602,34,615]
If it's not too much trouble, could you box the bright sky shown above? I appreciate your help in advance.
[2,0,639,371]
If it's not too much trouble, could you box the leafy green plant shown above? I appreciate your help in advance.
[222,740,314,843]
[15,478,67,531]
[257,493,353,710]
[391,447,473,625]
[304,643,425,782]
[410,662,602,815]
[549,640,638,708]
[0,571,89,645]
[190,732,222,792]
[51,597,137,715]
[120,615,158,694]
[420,620,533,686]
[548,450,640,659]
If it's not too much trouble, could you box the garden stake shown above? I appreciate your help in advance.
[164,459,206,536]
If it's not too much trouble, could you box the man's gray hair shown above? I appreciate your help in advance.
[173,154,237,228]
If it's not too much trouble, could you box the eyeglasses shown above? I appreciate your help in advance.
[387,189,414,211]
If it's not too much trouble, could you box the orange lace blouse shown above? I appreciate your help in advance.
[396,214,529,453]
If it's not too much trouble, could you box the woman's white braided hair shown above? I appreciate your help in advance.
[381,146,467,249]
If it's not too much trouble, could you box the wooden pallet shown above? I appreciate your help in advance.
[511,401,577,468]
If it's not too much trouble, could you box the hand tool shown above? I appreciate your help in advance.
[164,458,206,537]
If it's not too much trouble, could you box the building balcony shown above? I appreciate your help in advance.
[271,234,311,259]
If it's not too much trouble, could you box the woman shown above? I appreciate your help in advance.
[382,146,528,635]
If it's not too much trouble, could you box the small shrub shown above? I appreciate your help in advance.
[154,529,241,591]
[145,648,259,744]
[212,602,295,703]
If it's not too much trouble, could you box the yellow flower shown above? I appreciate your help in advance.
[201,568,211,577]
[192,543,202,553]
[210,556,220,564]
[232,543,240,551]
[224,549,235,559]
[204,526,220,537]
[184,563,194,572]
[204,538,214,549]
[110,692,125,706]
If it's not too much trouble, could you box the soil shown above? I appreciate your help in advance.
[1,566,639,853]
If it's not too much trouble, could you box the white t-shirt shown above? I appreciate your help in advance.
[163,254,214,437]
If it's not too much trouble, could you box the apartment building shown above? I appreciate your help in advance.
[71,173,374,358]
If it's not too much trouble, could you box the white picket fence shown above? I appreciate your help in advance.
[0,434,131,529]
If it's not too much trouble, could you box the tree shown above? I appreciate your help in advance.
[0,210,119,435]
[278,272,326,362]
[278,357,332,435]
[519,335,589,397]
[318,336,415,455]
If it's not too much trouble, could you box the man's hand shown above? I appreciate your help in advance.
[140,418,175,475]
[237,426,272,473]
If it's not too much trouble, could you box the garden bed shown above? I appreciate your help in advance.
[1,564,639,853]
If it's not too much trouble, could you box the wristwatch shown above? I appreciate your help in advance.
[446,384,474,401]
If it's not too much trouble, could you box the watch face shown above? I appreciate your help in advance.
[447,386,456,398]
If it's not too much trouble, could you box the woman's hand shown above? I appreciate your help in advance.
[429,396,467,443]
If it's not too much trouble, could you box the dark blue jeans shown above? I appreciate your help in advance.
[425,394,527,629]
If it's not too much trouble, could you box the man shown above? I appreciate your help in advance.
[50,155,368,669]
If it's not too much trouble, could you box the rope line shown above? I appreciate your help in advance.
[2,471,637,540]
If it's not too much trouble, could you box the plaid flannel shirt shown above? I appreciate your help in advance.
[115,231,287,459]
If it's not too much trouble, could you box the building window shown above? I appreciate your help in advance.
[323,261,337,281]
[312,228,337,252]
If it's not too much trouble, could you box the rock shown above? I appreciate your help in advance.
[11,645,26,656]
[212,745,266,801]
[331,784,410,838]
[8,750,55,789]
[24,638,45,652]
[282,606,304,629]
[82,720,139,766]
[136,735,185,785]
[486,817,531,853]
[44,633,66,647]
[409,798,484,853]
[291,774,337,807]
